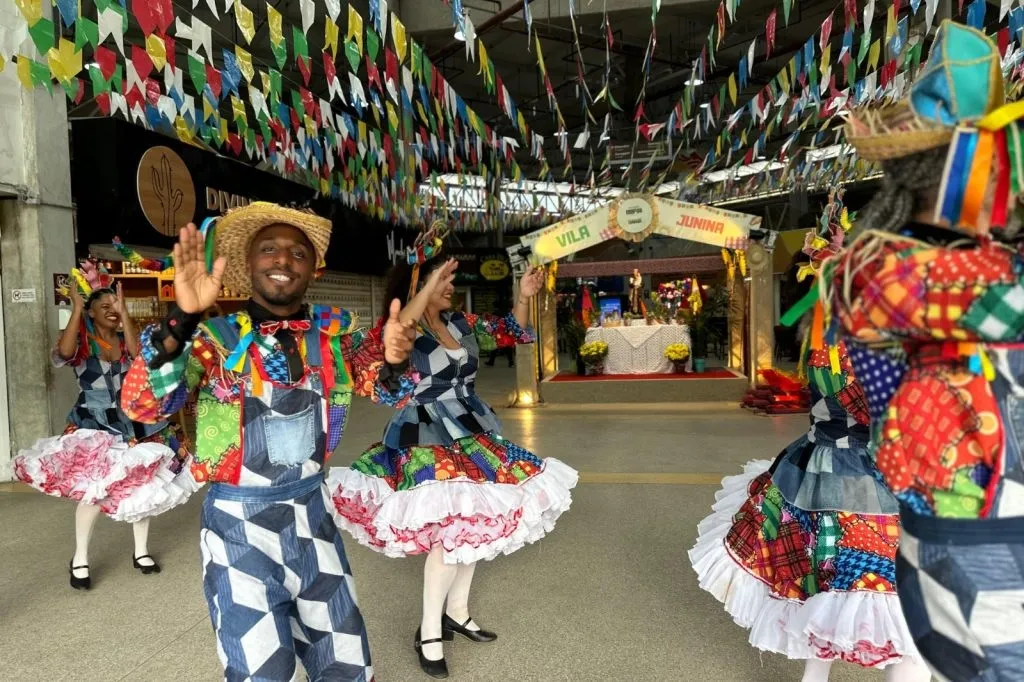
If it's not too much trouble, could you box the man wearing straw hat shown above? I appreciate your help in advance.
[123,202,421,681]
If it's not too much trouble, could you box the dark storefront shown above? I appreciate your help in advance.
[70,118,417,276]
[447,248,513,314]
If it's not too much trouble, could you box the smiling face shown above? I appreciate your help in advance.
[423,260,455,312]
[247,223,317,312]
[87,291,120,332]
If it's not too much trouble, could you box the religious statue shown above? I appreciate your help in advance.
[629,268,643,315]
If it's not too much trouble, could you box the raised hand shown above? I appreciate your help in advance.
[69,282,85,312]
[519,266,545,298]
[172,223,227,314]
[382,298,416,364]
[422,258,458,294]
[113,282,126,315]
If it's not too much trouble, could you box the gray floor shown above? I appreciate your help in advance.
[0,366,889,681]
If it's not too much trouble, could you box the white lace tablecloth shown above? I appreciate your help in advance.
[585,324,692,374]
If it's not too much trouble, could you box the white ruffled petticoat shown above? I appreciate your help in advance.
[688,460,919,668]
[327,458,578,565]
[13,428,200,523]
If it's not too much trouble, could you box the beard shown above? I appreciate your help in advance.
[252,277,307,306]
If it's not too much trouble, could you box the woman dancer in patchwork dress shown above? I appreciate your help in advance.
[688,203,930,680]
[13,264,195,590]
[329,256,578,678]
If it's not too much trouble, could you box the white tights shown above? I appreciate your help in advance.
[420,547,479,661]
[71,502,154,577]
[801,658,932,681]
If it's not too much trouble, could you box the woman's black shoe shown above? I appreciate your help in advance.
[133,554,162,575]
[414,628,449,679]
[69,560,91,590]
[442,614,498,643]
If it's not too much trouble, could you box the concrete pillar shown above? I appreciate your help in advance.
[0,4,78,479]
[509,277,541,407]
[727,276,746,371]
[538,288,557,379]
[745,243,774,387]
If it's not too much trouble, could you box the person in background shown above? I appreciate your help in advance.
[13,266,195,590]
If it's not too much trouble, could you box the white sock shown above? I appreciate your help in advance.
[72,502,101,578]
[444,562,480,631]
[132,519,155,566]
[420,547,457,661]
[885,659,932,682]
[801,659,833,682]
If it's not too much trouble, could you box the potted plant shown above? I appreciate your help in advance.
[564,320,588,375]
[579,341,609,375]
[681,284,728,373]
[664,343,691,373]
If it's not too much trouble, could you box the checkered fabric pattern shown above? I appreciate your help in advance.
[201,482,373,682]
[835,382,871,426]
[846,343,907,422]
[832,548,897,589]
[961,283,1024,341]
[896,516,1024,682]
[812,512,840,566]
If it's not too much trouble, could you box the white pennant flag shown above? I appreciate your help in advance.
[402,66,414,101]
[324,0,341,21]
[299,0,316,35]
[925,0,938,33]
[349,72,367,107]
[224,0,234,13]
[465,16,477,61]
[110,91,129,119]
[248,85,269,120]
[328,71,347,103]
[157,95,178,122]
[379,0,389,43]
[319,98,335,130]
[574,127,590,150]
[1002,0,1013,20]
[98,7,125,54]
[747,40,756,75]
[126,61,145,93]
[164,64,183,98]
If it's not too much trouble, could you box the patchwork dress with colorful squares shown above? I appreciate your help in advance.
[12,334,195,523]
[689,342,920,668]
[830,228,1024,682]
[328,311,578,565]
[121,304,413,682]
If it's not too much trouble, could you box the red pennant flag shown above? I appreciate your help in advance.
[145,78,161,104]
[716,3,726,45]
[131,45,154,80]
[711,93,720,119]
[766,10,777,58]
[297,56,311,86]
[606,20,614,48]
[385,48,398,90]
[96,92,111,115]
[162,35,176,71]
[828,74,840,98]
[300,87,316,118]
[289,106,301,131]
[845,0,858,25]
[205,64,222,99]
[95,45,117,80]
[73,78,85,104]
[999,28,1010,57]
[125,86,145,112]
[228,133,242,156]
[366,56,382,91]
[743,147,754,164]
[820,12,833,52]
[633,102,645,122]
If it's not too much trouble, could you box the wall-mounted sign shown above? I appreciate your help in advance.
[480,257,511,281]
[137,146,197,237]
[206,187,252,214]
[609,194,658,242]
[53,273,70,305]
[12,288,37,303]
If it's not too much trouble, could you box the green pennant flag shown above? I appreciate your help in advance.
[89,64,110,94]
[269,69,283,105]
[245,127,256,150]
[292,26,309,60]
[258,117,271,142]
[411,41,423,78]
[28,59,53,94]
[29,18,56,56]
[846,59,856,88]
[908,41,923,72]
[271,38,288,70]
[366,28,380,62]
[188,53,207,96]
[718,83,726,110]
[112,63,123,93]
[344,38,360,73]
[75,17,99,51]
[291,89,304,118]
[857,29,871,66]
[783,0,793,25]
[607,90,623,111]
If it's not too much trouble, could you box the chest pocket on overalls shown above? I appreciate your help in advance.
[264,405,317,467]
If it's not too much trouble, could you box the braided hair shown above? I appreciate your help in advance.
[855,146,949,233]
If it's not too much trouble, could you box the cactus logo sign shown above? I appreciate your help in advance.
[137,146,197,237]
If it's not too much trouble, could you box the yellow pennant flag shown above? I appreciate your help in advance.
[174,116,194,144]
[728,73,737,105]
[779,67,790,94]
[203,96,216,121]
[740,129,748,146]
[535,35,547,75]
[478,41,489,78]
[235,0,256,44]
[260,70,271,96]
[789,57,797,83]
[517,110,527,136]
[220,117,229,144]
[267,3,284,46]
[304,115,316,138]
[820,44,831,72]
[14,0,41,25]
[47,39,82,84]
[0,54,5,73]
[386,101,399,130]
[235,46,255,82]
[885,5,896,39]
[320,177,330,195]
[391,14,407,63]
[16,56,33,90]
[231,95,247,123]
[358,120,367,145]
[146,34,167,70]
[868,40,880,71]
[347,5,364,55]
[716,136,722,156]
[325,18,339,57]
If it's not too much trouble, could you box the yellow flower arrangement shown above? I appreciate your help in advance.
[579,341,609,363]
[664,343,691,362]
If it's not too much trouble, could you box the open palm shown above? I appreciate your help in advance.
[173,224,227,314]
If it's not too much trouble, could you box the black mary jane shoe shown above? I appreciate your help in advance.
[414,627,449,679]
[69,560,91,591]
[132,554,162,575]
[442,614,498,643]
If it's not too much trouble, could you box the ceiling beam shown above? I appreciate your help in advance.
[429,0,539,62]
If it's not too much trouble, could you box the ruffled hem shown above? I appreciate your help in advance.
[688,460,919,668]
[13,429,201,522]
[327,457,578,564]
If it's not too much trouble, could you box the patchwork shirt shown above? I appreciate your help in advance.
[122,303,415,484]
[829,228,1024,519]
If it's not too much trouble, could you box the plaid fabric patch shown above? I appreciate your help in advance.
[770,521,812,583]
[961,283,1024,341]
[835,381,871,425]
[813,512,840,566]
[853,572,895,592]
[860,254,929,332]
[925,284,976,341]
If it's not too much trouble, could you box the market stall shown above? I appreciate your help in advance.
[585,323,692,374]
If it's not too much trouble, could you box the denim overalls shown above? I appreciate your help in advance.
[198,318,373,682]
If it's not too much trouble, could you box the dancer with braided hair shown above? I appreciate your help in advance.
[12,263,196,590]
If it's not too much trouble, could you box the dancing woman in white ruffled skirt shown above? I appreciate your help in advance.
[13,266,196,590]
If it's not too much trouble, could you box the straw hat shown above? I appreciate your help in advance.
[844,20,1004,162]
[215,201,332,297]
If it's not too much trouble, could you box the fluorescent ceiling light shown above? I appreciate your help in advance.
[689,78,704,86]
[699,102,711,109]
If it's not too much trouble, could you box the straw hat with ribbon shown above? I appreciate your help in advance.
[213,202,332,297]
[845,20,1024,233]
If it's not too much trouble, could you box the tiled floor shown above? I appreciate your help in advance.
[0,366,888,681]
